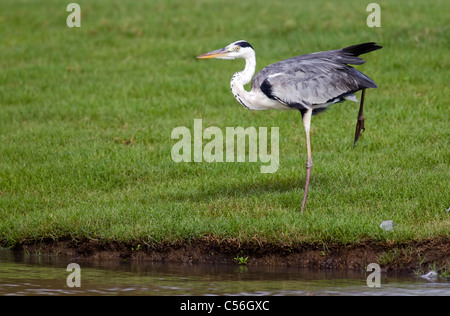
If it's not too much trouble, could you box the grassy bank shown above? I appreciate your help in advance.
[0,0,449,250]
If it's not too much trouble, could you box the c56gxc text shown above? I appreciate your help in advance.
[224,300,269,311]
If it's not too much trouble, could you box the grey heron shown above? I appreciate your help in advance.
[197,40,382,212]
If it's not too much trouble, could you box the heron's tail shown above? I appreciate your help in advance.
[342,42,382,57]
[339,42,382,65]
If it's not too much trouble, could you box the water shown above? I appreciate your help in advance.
[0,248,448,296]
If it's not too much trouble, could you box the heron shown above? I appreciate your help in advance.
[197,40,382,212]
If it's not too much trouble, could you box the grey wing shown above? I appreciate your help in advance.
[253,51,378,111]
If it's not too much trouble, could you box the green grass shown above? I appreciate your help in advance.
[0,0,449,248]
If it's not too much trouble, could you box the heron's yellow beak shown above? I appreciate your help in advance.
[196,47,230,59]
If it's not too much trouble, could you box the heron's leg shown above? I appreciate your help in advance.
[353,89,366,147]
[301,109,313,212]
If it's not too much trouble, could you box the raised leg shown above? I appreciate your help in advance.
[353,89,366,148]
[301,109,313,212]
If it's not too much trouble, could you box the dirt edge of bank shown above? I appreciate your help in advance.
[13,238,449,272]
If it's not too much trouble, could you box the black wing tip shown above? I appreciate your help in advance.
[342,42,383,56]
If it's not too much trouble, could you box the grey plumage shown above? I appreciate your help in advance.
[254,42,382,114]
[197,41,382,212]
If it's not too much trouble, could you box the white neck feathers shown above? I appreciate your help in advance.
[230,54,256,109]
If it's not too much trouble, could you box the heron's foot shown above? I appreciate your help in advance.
[353,115,365,148]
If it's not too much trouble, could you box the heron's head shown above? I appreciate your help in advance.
[196,40,254,60]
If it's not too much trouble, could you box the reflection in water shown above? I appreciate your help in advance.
[0,248,448,296]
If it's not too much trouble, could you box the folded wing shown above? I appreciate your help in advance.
[253,42,381,111]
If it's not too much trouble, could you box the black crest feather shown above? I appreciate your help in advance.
[235,41,254,50]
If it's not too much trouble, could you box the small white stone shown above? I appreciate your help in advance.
[379,220,395,231]
[420,271,438,281]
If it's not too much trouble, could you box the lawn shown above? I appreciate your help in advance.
[0,0,448,248]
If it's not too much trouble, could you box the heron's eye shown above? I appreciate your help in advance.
[235,46,240,51]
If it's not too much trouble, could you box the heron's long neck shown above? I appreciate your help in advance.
[230,54,256,109]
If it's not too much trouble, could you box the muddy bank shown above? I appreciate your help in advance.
[14,238,449,272]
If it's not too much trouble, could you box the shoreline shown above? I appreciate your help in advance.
[11,237,449,272]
